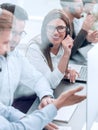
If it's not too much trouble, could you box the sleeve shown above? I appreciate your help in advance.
[0,103,25,122]
[26,43,64,89]
[19,56,54,100]
[0,103,57,130]
[71,29,89,57]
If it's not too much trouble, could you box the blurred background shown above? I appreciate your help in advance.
[0,0,61,44]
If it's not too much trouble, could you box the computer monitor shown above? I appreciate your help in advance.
[87,43,98,130]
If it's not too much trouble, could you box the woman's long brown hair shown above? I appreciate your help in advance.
[40,9,72,71]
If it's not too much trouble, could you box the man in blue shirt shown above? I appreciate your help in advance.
[0,4,59,130]
[0,3,55,109]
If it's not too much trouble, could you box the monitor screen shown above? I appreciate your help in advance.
[87,43,98,130]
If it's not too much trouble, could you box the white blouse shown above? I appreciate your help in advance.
[26,42,64,89]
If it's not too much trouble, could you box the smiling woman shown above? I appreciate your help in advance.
[26,9,78,90]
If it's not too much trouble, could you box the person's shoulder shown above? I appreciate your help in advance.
[28,34,42,50]
[11,49,21,56]
[10,49,26,61]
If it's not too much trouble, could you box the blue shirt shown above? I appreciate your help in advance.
[0,102,57,130]
[0,50,53,105]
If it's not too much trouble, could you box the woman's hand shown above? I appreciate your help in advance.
[65,68,79,83]
[62,35,74,56]
[82,14,94,32]
[86,30,98,43]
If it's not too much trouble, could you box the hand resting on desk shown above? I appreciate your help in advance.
[65,68,79,83]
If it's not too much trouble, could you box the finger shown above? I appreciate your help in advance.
[76,71,79,76]
[72,95,86,103]
[92,30,98,35]
[60,86,84,100]
[70,76,75,83]
[68,95,86,104]
[70,72,76,83]
[38,102,45,109]
[46,98,54,104]
[38,100,48,109]
[70,71,78,83]
[93,39,98,43]
[45,123,59,130]
[45,124,54,130]
[70,86,84,94]
[66,35,71,39]
[70,98,86,105]
[42,100,49,106]
[48,122,59,129]
[67,73,70,79]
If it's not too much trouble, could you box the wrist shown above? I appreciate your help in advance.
[81,27,89,33]
[63,53,70,59]
[53,99,61,110]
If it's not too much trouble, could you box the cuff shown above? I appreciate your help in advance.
[39,91,53,100]
[51,67,64,89]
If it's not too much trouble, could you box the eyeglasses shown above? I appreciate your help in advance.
[47,25,67,33]
[11,30,27,38]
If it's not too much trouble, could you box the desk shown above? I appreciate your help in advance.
[53,80,87,130]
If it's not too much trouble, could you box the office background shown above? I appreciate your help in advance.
[0,0,61,43]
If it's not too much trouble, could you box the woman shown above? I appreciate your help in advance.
[26,9,78,89]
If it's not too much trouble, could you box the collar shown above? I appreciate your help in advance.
[50,45,64,58]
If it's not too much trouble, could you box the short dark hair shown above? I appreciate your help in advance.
[0,10,13,29]
[0,3,28,20]
[83,0,98,5]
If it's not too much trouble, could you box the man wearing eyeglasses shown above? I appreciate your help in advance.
[0,3,62,130]
[0,3,56,104]
[0,2,57,116]
[10,20,27,51]
[1,3,28,51]
[0,3,38,113]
